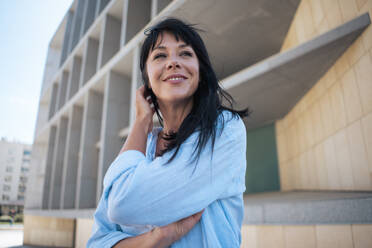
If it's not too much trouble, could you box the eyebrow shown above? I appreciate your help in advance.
[153,43,190,51]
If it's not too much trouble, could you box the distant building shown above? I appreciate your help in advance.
[26,0,372,247]
[0,138,31,215]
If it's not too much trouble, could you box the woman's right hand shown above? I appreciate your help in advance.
[113,210,204,248]
[154,210,204,247]
[135,85,155,133]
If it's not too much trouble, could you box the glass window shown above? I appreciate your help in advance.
[23,150,31,155]
[3,185,11,191]
[4,175,12,182]
[2,195,10,201]
[18,185,26,193]
[20,176,28,183]
[6,166,13,172]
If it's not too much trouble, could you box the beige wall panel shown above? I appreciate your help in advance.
[241,225,257,248]
[338,0,358,22]
[307,148,319,189]
[310,0,325,28]
[294,156,302,189]
[310,101,324,144]
[277,132,289,163]
[362,112,372,173]
[323,136,341,189]
[333,129,355,190]
[75,218,94,248]
[356,0,368,10]
[317,15,330,35]
[359,1,372,50]
[352,224,372,248]
[329,83,347,132]
[354,53,372,115]
[333,53,350,80]
[314,143,329,189]
[299,152,309,189]
[340,68,363,124]
[284,225,316,248]
[321,0,343,29]
[23,215,74,247]
[316,225,353,248]
[346,120,372,190]
[323,67,338,90]
[304,112,315,149]
[298,116,307,154]
[345,36,366,66]
[319,93,335,137]
[257,226,285,248]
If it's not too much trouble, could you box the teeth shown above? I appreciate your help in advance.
[168,77,183,81]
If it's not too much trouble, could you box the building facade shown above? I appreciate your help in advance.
[26,0,372,247]
[0,138,31,215]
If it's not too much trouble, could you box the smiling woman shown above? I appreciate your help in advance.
[87,18,250,248]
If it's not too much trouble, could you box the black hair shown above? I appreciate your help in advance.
[140,17,250,163]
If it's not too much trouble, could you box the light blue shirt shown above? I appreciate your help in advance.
[87,111,247,247]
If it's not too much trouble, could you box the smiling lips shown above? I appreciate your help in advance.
[163,74,188,83]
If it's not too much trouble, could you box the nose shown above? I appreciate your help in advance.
[166,59,181,70]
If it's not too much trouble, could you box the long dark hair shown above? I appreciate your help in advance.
[140,18,249,163]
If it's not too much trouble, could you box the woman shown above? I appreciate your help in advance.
[87,18,249,247]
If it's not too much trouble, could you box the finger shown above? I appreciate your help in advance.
[192,210,204,220]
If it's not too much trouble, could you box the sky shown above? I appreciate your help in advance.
[0,0,73,145]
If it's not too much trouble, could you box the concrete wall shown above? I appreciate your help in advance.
[276,0,372,191]
[23,215,74,247]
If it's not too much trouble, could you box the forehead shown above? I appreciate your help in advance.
[152,31,189,50]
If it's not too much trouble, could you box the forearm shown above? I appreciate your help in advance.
[113,228,170,248]
[120,118,149,155]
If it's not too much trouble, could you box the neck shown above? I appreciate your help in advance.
[158,99,193,133]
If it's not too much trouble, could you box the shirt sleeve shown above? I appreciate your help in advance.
[105,113,247,227]
[86,191,134,248]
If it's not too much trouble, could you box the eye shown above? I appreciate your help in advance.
[153,53,166,60]
[180,51,193,57]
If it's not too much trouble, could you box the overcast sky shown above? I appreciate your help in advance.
[0,0,73,144]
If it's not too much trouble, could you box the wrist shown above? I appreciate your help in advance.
[151,227,173,248]
[134,116,152,132]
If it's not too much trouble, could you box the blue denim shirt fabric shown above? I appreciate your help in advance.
[87,111,247,247]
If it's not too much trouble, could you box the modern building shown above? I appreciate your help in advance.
[0,138,31,215]
[26,0,372,247]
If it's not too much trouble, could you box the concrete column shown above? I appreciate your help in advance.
[60,106,83,209]
[80,38,99,87]
[68,0,86,54]
[95,0,111,18]
[125,0,151,44]
[60,10,74,66]
[151,0,158,19]
[56,71,69,111]
[49,117,68,209]
[48,83,58,120]
[26,141,47,209]
[66,56,82,101]
[157,0,172,14]
[130,45,142,125]
[96,71,131,202]
[76,90,103,209]
[120,0,129,46]
[97,14,121,69]
[81,0,97,37]
[42,126,57,209]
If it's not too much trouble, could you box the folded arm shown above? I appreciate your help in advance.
[104,114,247,226]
